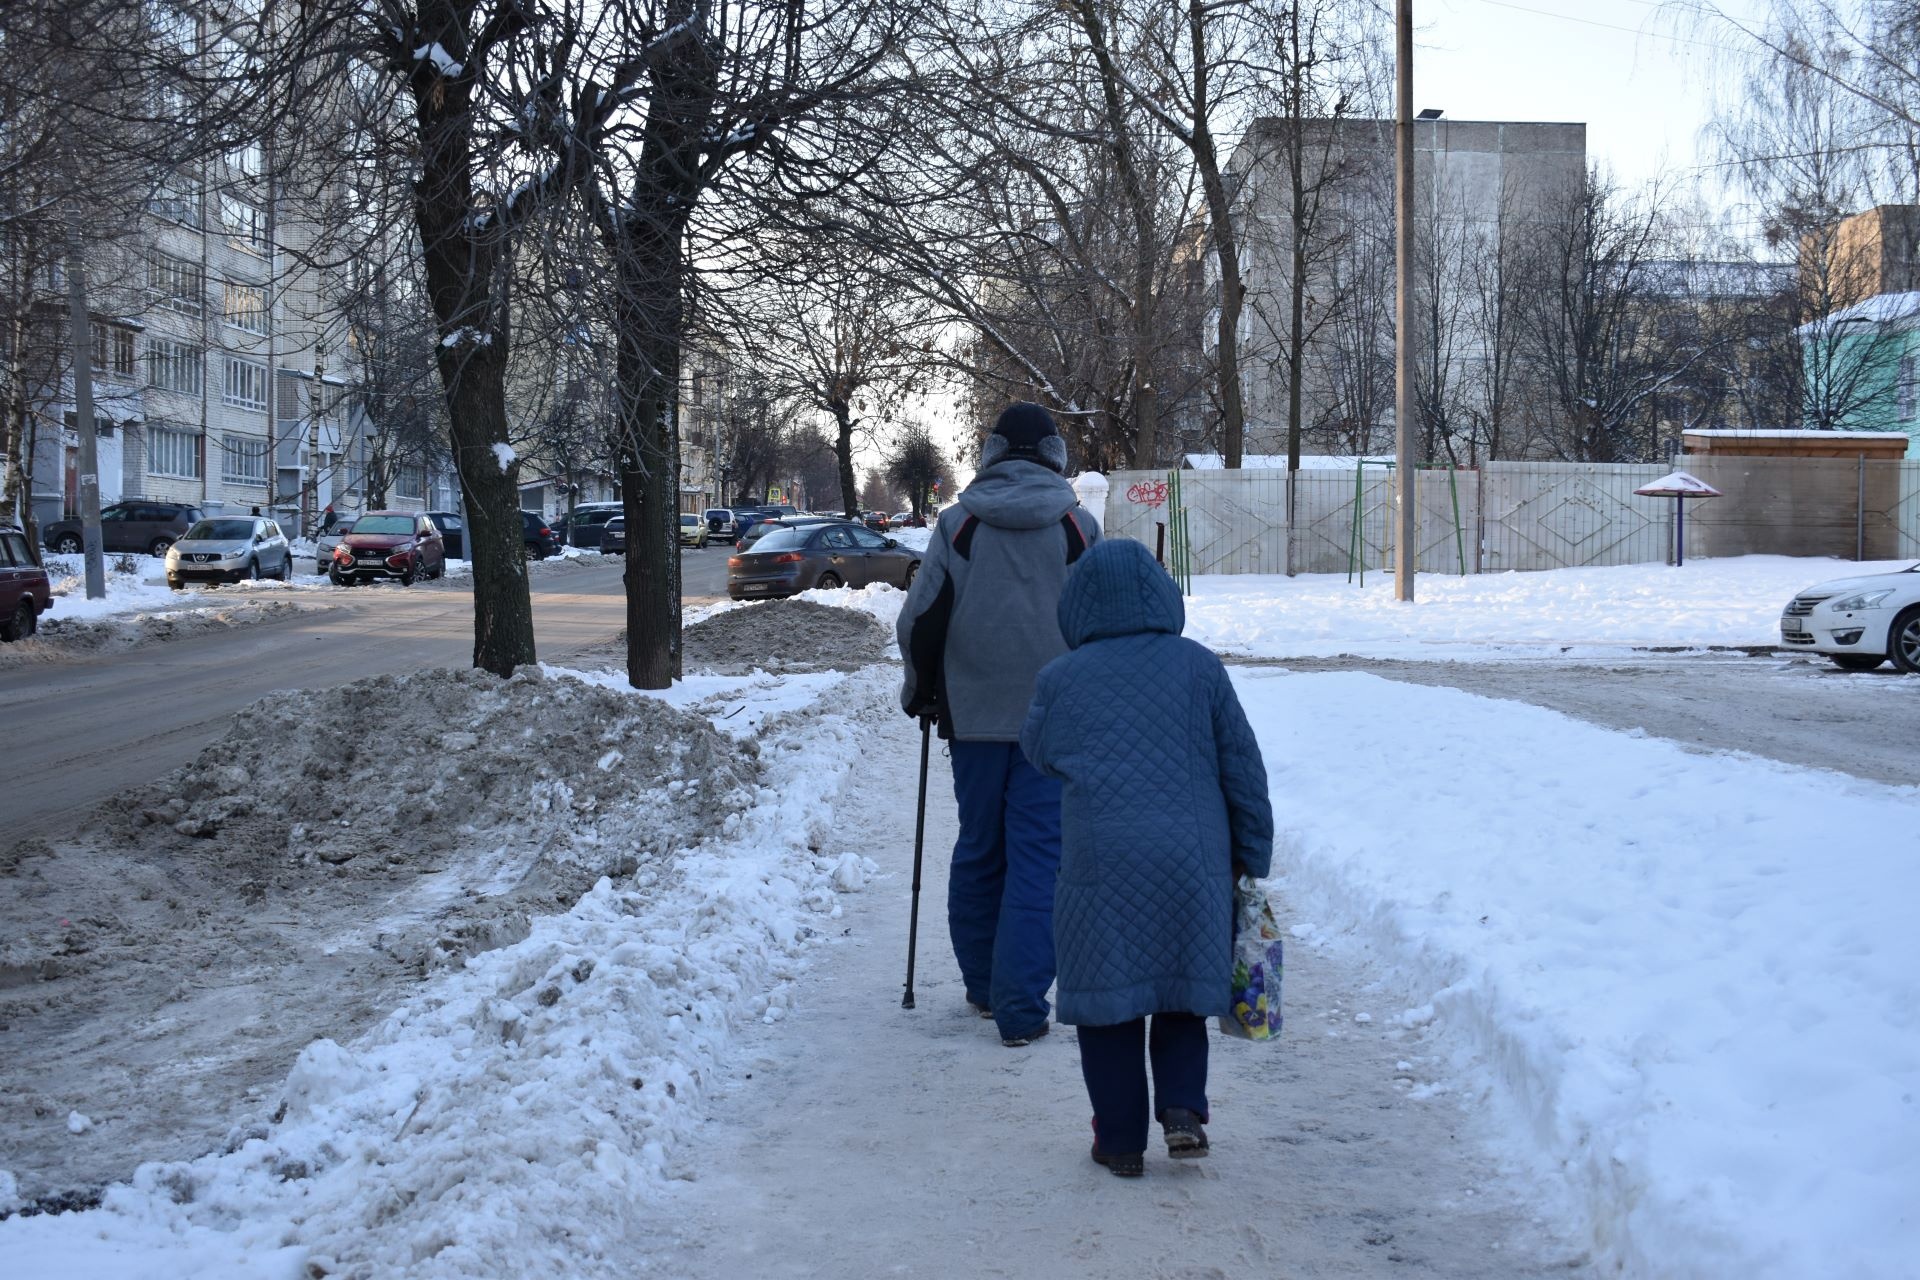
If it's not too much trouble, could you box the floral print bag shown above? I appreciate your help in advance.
[1219,876,1284,1041]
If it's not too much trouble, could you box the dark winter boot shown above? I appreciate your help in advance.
[967,1000,993,1020]
[1001,1021,1049,1048]
[1090,1142,1145,1178]
[1160,1107,1210,1159]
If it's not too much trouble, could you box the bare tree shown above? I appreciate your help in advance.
[883,423,948,519]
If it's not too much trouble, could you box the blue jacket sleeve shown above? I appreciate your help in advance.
[1210,663,1274,879]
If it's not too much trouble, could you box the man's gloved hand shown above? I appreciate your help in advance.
[904,689,942,722]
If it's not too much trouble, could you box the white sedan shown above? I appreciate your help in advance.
[1780,564,1920,672]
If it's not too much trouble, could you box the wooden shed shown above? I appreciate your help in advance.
[1681,429,1911,459]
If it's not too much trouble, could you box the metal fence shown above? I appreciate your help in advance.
[1102,456,1920,577]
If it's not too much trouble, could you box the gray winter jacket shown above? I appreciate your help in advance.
[897,460,1101,741]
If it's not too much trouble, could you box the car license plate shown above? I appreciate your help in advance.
[741,582,768,593]
[1781,617,1803,633]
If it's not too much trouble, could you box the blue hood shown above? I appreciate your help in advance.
[1058,538,1184,649]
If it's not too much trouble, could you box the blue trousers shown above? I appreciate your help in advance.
[1077,1014,1210,1156]
[947,740,1062,1040]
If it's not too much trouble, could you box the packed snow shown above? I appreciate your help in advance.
[1233,669,1920,1278]
[1181,555,1919,659]
[490,442,516,472]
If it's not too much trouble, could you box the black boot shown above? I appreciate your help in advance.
[1160,1107,1210,1159]
[1090,1142,1144,1177]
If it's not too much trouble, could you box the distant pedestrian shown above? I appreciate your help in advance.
[1020,538,1274,1177]
[319,504,337,534]
[897,402,1100,1047]
[250,506,262,517]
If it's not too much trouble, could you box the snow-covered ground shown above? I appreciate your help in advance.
[39,553,333,625]
[1185,555,1917,659]
[1235,669,1920,1278]
[8,552,1916,1278]
[0,666,882,1278]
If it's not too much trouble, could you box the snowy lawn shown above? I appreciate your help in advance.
[1186,555,1917,659]
[1236,669,1920,1279]
[0,667,879,1278]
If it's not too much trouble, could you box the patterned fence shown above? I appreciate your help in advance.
[1100,456,1920,578]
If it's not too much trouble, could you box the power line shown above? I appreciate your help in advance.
[1460,0,1749,55]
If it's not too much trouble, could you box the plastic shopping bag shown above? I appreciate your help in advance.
[1219,876,1284,1041]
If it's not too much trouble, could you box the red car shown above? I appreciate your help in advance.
[1,524,52,641]
[330,510,447,586]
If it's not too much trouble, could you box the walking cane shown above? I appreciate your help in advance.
[902,714,933,1009]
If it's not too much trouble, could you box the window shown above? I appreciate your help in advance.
[149,250,203,316]
[148,425,201,479]
[849,526,889,549]
[147,2,198,53]
[224,357,267,409]
[220,194,268,255]
[148,171,201,226]
[1901,354,1917,422]
[396,464,425,500]
[105,327,136,380]
[227,142,263,178]
[148,339,203,394]
[221,434,269,485]
[222,282,266,333]
[343,462,364,498]
[1,531,31,567]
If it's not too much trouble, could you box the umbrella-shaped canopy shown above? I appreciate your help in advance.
[1634,470,1723,499]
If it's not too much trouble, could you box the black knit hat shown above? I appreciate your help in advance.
[994,402,1058,451]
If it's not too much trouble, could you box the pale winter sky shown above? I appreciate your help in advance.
[1415,0,1766,204]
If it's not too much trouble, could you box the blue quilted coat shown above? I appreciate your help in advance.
[1019,539,1275,1027]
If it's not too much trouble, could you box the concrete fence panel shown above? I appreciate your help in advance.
[1481,462,1673,572]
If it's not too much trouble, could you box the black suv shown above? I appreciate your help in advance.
[523,510,564,559]
[43,500,203,557]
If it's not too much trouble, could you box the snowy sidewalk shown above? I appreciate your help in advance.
[635,685,1587,1278]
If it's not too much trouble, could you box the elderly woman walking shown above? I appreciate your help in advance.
[1020,538,1274,1177]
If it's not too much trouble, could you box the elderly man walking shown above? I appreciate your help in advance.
[898,403,1100,1047]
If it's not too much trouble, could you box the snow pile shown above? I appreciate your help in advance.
[108,666,750,875]
[0,669,883,1277]
[1234,669,1920,1278]
[682,598,892,671]
[1183,555,1918,659]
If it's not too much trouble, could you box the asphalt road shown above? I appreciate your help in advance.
[0,548,734,840]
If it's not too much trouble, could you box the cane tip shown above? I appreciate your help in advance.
[901,991,916,1009]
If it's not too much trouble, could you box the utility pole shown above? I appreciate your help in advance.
[64,236,105,600]
[309,346,325,533]
[1393,0,1417,603]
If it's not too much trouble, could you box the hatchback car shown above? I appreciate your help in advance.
[1,524,52,641]
[330,511,446,585]
[728,522,920,599]
[679,513,709,548]
[43,500,202,557]
[167,516,294,588]
[1780,563,1920,672]
[560,502,623,549]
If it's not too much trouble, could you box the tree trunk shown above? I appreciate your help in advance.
[834,405,858,517]
[614,222,686,691]
[1188,0,1245,470]
[410,50,536,678]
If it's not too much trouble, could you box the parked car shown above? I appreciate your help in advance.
[166,516,294,588]
[560,502,623,549]
[602,516,627,555]
[424,510,466,559]
[1780,563,1920,673]
[0,524,51,641]
[728,522,920,599]
[315,518,357,574]
[734,514,849,553]
[330,511,446,585]
[862,511,891,532]
[679,513,709,548]
[523,510,564,559]
[891,511,912,528]
[703,507,734,535]
[43,500,202,557]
